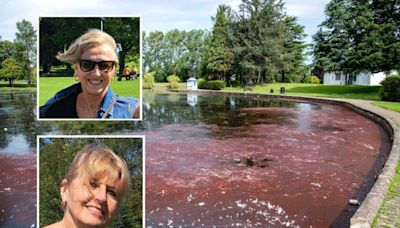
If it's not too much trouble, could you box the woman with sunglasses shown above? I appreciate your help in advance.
[39,29,140,119]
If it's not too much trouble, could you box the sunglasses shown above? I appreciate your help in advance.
[79,59,116,73]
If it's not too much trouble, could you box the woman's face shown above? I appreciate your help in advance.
[76,43,116,97]
[61,176,120,227]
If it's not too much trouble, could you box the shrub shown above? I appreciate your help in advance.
[197,78,206,88]
[143,72,155,89]
[198,80,225,90]
[304,75,320,84]
[380,75,400,101]
[166,74,180,89]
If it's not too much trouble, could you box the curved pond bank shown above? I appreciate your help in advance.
[145,91,394,227]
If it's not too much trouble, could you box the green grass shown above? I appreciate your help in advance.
[223,83,381,100]
[39,76,140,105]
[372,161,400,227]
[0,80,36,91]
[373,101,400,113]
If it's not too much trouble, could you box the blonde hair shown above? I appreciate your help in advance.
[62,144,130,203]
[56,29,119,64]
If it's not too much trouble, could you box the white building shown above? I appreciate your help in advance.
[323,71,387,85]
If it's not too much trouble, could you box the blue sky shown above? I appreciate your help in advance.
[0,0,329,44]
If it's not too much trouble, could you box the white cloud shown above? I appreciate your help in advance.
[0,0,329,44]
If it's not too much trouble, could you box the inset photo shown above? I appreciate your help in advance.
[38,17,142,120]
[37,135,144,227]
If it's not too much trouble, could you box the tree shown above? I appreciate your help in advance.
[281,16,307,82]
[234,0,286,84]
[143,31,167,82]
[312,0,400,78]
[204,5,233,81]
[15,19,36,84]
[0,57,24,86]
[0,39,14,63]
[104,17,140,76]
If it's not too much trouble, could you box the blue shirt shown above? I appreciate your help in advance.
[39,83,139,119]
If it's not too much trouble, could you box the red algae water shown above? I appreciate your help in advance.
[0,92,37,227]
[145,93,391,227]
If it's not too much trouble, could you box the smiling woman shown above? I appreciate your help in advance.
[43,144,130,228]
[39,28,140,119]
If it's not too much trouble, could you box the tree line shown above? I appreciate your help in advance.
[312,0,400,78]
[0,19,36,86]
[143,0,308,85]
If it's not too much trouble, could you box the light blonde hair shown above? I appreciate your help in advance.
[56,29,119,64]
[62,144,130,204]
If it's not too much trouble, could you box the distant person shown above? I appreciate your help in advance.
[39,29,140,119]
[44,144,130,228]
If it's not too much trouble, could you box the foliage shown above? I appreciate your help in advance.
[198,80,225,90]
[312,0,400,77]
[143,71,155,89]
[166,74,180,89]
[203,5,233,81]
[39,77,140,105]
[39,138,143,227]
[15,19,37,84]
[379,75,400,101]
[0,57,25,86]
[303,75,320,84]
[143,29,206,82]
[197,78,206,88]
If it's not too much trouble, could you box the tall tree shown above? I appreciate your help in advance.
[235,0,286,84]
[312,0,400,78]
[281,16,307,82]
[204,5,234,81]
[104,17,140,76]
[143,31,166,81]
[15,19,36,84]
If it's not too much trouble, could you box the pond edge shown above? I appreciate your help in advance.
[176,89,399,228]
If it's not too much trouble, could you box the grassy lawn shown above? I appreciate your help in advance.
[224,83,381,100]
[373,101,400,113]
[0,80,36,91]
[39,76,140,105]
[372,161,400,227]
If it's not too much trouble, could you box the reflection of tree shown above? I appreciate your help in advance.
[0,92,37,150]
[39,137,143,227]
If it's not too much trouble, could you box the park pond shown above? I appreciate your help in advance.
[0,89,392,227]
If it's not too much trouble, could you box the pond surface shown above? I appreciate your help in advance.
[0,90,392,227]
[143,91,391,227]
[0,91,36,228]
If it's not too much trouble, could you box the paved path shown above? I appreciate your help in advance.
[336,99,400,227]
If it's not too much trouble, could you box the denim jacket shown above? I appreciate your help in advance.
[39,83,139,119]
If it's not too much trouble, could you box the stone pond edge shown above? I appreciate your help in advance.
[174,89,399,228]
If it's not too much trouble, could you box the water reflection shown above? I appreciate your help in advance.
[0,92,36,154]
[1,134,30,154]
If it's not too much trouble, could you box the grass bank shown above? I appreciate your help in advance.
[39,76,140,105]
[372,161,400,227]
[224,83,381,100]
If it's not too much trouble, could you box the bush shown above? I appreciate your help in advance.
[197,78,206,88]
[143,72,155,89]
[166,74,180,89]
[380,75,400,101]
[198,80,225,90]
[304,75,320,84]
